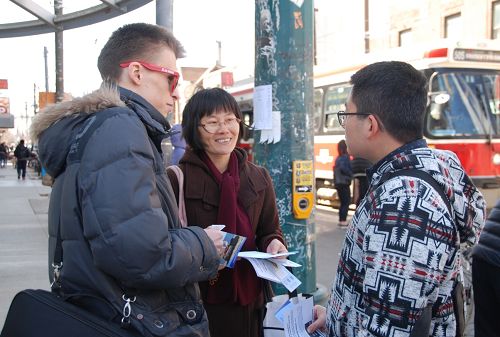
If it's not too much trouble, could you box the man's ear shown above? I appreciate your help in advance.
[125,63,142,85]
[366,114,382,138]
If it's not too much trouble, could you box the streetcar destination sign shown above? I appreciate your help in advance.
[453,48,500,63]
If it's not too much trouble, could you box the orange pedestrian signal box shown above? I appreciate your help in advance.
[39,92,56,110]
[292,160,314,219]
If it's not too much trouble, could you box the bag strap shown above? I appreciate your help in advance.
[167,165,187,227]
[382,169,452,214]
[381,169,453,337]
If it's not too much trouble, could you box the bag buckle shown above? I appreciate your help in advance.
[121,294,136,328]
[50,262,63,289]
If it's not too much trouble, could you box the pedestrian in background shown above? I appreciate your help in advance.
[169,123,186,165]
[31,23,223,336]
[167,87,287,337]
[0,142,8,168]
[333,139,352,227]
[308,61,485,337]
[350,156,371,207]
[13,139,31,180]
[472,198,500,337]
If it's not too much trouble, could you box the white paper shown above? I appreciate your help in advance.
[283,297,326,337]
[253,85,273,130]
[259,110,281,144]
[245,258,281,283]
[243,258,301,292]
[238,251,297,259]
[270,258,302,268]
[272,110,281,142]
[289,0,304,8]
[209,224,225,231]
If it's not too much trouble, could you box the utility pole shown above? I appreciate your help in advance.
[54,0,64,102]
[44,46,49,93]
[254,1,322,298]
[216,40,222,67]
[156,0,173,31]
[33,83,38,115]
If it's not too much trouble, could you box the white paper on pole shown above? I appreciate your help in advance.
[253,85,273,130]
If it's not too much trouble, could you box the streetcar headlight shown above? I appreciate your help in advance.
[493,153,500,165]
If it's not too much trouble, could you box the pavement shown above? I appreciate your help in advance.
[0,162,350,331]
[0,162,51,331]
[0,164,476,336]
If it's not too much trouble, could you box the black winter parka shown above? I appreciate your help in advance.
[30,85,220,337]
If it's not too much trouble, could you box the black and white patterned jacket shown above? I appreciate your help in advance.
[326,139,485,337]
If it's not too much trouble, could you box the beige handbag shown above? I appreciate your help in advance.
[168,165,187,227]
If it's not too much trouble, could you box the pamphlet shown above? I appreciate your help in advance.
[276,296,326,337]
[238,251,301,292]
[219,231,246,268]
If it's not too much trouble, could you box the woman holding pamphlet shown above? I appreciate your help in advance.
[167,88,287,337]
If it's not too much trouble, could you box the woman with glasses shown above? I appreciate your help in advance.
[167,88,287,337]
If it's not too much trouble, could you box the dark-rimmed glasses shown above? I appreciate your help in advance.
[119,61,180,94]
[199,117,241,134]
[337,111,371,128]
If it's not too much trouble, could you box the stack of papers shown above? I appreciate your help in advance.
[238,251,301,292]
[276,296,326,337]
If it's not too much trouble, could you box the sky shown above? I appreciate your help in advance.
[0,1,255,134]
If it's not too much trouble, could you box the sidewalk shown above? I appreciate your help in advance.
[0,163,348,331]
[0,163,51,329]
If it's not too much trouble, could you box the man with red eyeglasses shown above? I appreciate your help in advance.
[30,23,223,337]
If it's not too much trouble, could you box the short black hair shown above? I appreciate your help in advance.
[182,88,243,152]
[97,23,185,82]
[350,61,427,143]
[337,139,348,155]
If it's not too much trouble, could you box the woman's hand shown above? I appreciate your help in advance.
[307,305,327,334]
[265,238,287,258]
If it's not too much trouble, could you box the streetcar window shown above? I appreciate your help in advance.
[314,88,324,132]
[324,84,351,131]
[425,69,500,138]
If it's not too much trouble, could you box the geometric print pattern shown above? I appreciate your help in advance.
[326,140,485,337]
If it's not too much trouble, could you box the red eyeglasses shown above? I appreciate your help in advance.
[119,61,180,94]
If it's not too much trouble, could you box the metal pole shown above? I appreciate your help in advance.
[254,0,321,298]
[364,0,370,53]
[156,0,173,31]
[216,40,222,66]
[33,83,38,115]
[54,0,64,102]
[44,46,49,93]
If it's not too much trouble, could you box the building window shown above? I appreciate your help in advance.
[399,29,412,47]
[493,1,500,39]
[445,13,462,39]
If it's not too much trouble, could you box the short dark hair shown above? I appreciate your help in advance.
[97,23,185,82]
[350,61,427,143]
[337,139,348,155]
[182,88,243,152]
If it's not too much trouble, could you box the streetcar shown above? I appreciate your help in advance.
[231,41,500,207]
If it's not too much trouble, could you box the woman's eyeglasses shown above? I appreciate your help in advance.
[199,117,241,134]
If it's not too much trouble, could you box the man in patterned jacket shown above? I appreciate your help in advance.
[308,61,485,337]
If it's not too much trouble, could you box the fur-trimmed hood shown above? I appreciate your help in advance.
[30,84,125,142]
[29,84,126,178]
